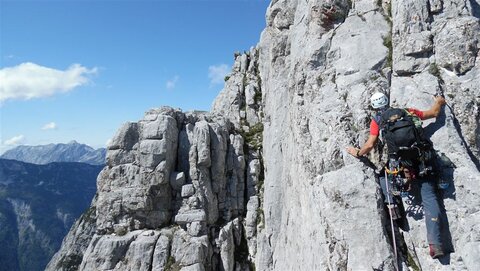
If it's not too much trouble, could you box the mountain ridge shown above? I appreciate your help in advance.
[1,141,106,165]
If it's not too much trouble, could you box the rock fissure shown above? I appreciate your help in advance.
[147,232,163,271]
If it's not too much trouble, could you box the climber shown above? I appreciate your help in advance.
[345,92,449,259]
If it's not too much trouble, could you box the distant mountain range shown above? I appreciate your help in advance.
[1,141,106,165]
[0,158,103,271]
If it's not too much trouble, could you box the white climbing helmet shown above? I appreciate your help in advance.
[370,92,389,109]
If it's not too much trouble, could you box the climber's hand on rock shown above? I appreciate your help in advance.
[346,147,359,157]
[434,95,446,106]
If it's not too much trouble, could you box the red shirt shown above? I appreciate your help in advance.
[370,108,425,136]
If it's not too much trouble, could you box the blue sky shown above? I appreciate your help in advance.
[0,0,270,153]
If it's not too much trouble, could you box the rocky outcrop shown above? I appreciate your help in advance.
[47,49,263,271]
[49,0,480,270]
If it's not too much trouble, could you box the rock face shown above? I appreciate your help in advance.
[257,0,480,270]
[49,0,480,270]
[47,49,264,271]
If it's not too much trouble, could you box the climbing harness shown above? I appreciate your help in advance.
[385,160,411,197]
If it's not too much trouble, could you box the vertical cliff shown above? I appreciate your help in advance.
[48,0,479,270]
[256,0,479,270]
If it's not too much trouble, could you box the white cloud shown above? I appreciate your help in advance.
[0,62,97,102]
[166,75,180,90]
[208,64,229,85]
[41,122,57,130]
[4,135,25,146]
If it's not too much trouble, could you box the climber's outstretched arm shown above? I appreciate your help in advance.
[346,135,378,158]
[422,96,446,120]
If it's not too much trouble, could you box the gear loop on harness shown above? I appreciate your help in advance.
[385,166,401,175]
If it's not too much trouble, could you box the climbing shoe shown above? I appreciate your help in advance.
[429,244,444,259]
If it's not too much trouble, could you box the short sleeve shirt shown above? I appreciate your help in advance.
[370,108,425,136]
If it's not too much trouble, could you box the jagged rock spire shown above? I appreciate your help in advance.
[47,49,264,270]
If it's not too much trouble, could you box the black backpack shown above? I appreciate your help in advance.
[375,108,430,158]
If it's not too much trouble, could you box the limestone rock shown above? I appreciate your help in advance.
[187,221,206,237]
[106,149,135,166]
[174,209,207,224]
[434,17,480,75]
[256,0,480,270]
[181,263,205,271]
[151,230,173,270]
[245,84,257,106]
[181,184,196,198]
[245,196,259,240]
[49,0,480,270]
[194,121,211,167]
[95,108,182,234]
[170,171,186,191]
[247,159,261,198]
[212,48,263,129]
[392,0,432,75]
[171,229,211,268]
[63,71,263,270]
[113,230,160,271]
[79,231,138,270]
[216,221,235,271]
[107,122,139,151]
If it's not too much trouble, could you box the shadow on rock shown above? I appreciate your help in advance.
[439,195,455,257]
[424,109,446,139]
[470,0,480,18]
[439,254,451,265]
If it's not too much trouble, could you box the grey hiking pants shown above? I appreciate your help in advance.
[379,176,443,246]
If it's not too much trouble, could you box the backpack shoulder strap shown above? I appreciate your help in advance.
[373,112,386,144]
[373,112,382,127]
[402,108,432,148]
[404,108,423,127]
